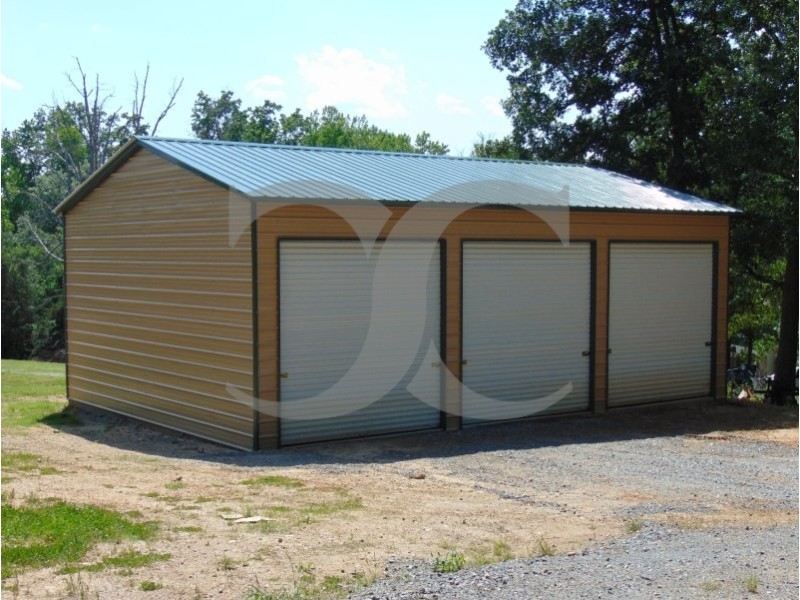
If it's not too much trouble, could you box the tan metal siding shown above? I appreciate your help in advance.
[257,205,731,448]
[65,149,254,450]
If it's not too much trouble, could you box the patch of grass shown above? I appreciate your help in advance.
[164,481,186,491]
[535,537,554,557]
[1,498,158,578]
[218,555,236,571]
[175,525,203,533]
[301,496,363,518]
[58,550,172,575]
[433,551,466,573]
[625,519,644,533]
[464,539,515,567]
[194,496,215,503]
[142,492,181,503]
[1,361,78,429]
[2,452,40,471]
[241,475,304,488]
[1,452,61,476]
[245,562,376,600]
[743,572,758,593]
[700,581,722,592]
[140,580,163,591]
[491,539,514,562]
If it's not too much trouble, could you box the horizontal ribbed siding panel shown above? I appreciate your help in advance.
[279,241,441,444]
[65,149,254,450]
[608,244,713,407]
[462,242,592,422]
[68,306,252,342]
[67,259,252,278]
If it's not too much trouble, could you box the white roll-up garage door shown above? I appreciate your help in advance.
[462,242,592,423]
[608,243,713,407]
[279,240,441,444]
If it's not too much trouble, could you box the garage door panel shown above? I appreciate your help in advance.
[462,242,592,422]
[279,241,441,444]
[608,244,713,406]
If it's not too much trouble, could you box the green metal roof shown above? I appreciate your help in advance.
[55,136,739,215]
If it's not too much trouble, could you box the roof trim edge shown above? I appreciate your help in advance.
[53,138,140,215]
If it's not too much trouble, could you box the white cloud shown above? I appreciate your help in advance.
[245,75,286,102]
[296,45,407,118]
[482,95,505,117]
[1,73,22,91]
[436,93,471,115]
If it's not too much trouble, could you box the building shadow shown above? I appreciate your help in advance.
[41,399,798,469]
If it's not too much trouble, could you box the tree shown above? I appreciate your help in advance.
[472,133,527,160]
[485,0,797,402]
[190,91,449,154]
[1,61,183,358]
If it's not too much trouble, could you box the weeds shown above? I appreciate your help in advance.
[535,537,554,557]
[744,572,758,593]
[218,555,236,571]
[625,519,644,533]
[64,572,91,599]
[433,551,466,573]
[139,580,163,591]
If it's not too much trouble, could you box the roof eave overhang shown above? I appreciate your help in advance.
[53,137,141,216]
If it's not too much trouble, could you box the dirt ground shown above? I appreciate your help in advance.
[2,401,797,599]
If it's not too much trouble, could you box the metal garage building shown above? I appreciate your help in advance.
[55,137,737,450]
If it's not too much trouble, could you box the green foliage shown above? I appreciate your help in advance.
[1,498,158,578]
[484,0,798,379]
[433,550,466,573]
[472,134,526,160]
[1,62,181,360]
[190,91,449,155]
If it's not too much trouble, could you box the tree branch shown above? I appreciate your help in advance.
[20,217,64,263]
[151,77,184,136]
[745,263,783,288]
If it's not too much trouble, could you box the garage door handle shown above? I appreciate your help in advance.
[280,372,289,380]
[462,359,469,366]
[705,341,712,347]
[581,350,591,357]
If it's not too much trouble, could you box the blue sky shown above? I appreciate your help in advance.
[1,0,517,155]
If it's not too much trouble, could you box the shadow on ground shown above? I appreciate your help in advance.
[39,399,798,469]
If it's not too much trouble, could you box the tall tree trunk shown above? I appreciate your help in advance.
[770,238,798,404]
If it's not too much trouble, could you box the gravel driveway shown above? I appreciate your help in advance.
[338,403,798,600]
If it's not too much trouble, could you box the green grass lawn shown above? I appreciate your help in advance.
[1,498,159,578]
[2,360,164,580]
[1,360,76,428]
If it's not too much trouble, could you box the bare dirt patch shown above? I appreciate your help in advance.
[2,401,797,599]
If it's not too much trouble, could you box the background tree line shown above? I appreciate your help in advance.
[2,0,796,400]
